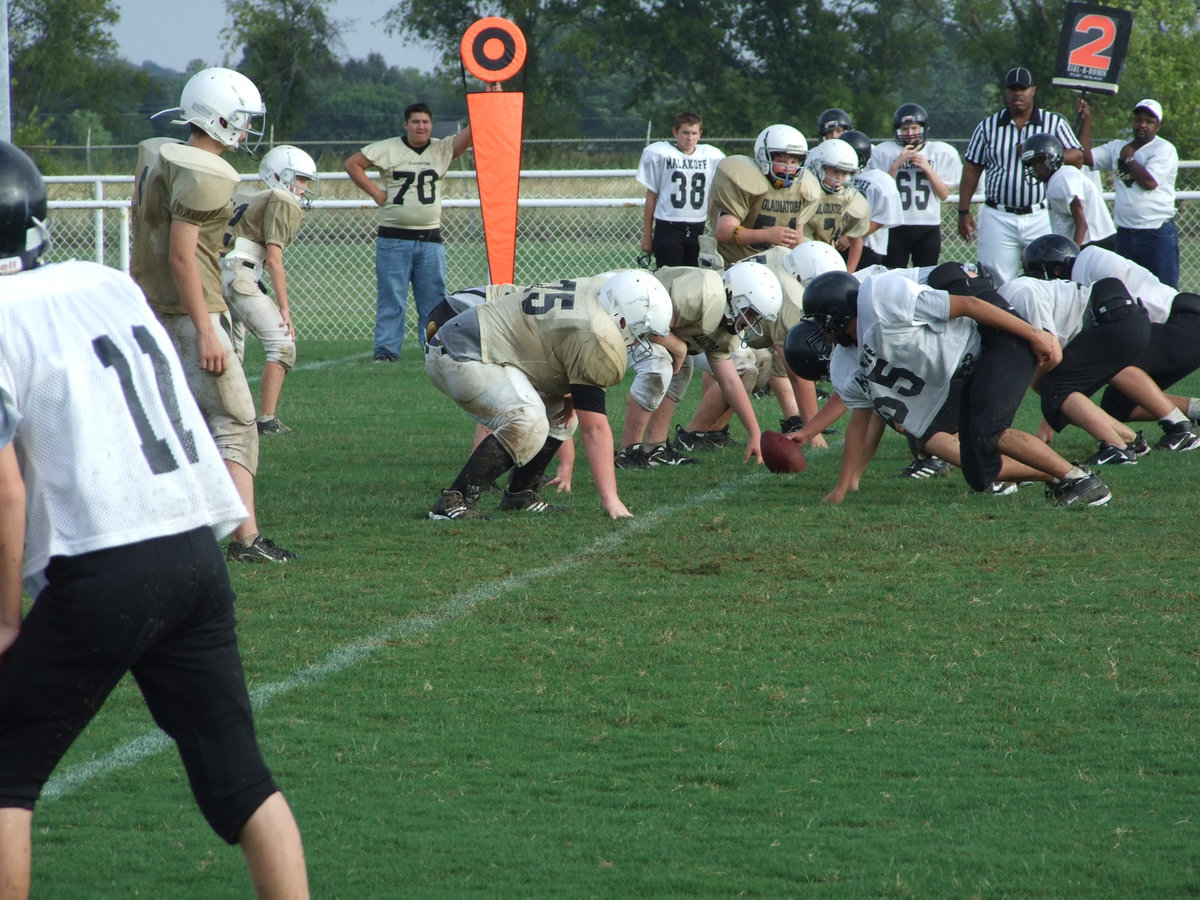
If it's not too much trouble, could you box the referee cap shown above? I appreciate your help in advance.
[1005,67,1034,88]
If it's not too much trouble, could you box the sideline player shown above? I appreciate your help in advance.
[222,145,318,435]
[1019,134,1115,250]
[0,141,309,900]
[637,111,725,267]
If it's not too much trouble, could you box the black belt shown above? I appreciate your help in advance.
[242,261,256,270]
[378,226,443,243]
[984,199,1045,215]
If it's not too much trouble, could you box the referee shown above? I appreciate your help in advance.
[957,66,1083,285]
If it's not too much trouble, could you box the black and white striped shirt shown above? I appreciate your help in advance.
[964,107,1081,209]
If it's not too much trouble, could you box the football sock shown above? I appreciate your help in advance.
[450,434,515,495]
[509,437,562,493]
[1160,408,1189,428]
[1187,398,1200,421]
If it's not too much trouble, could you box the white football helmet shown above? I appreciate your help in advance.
[260,145,319,209]
[753,125,808,189]
[724,260,782,343]
[598,270,673,357]
[155,67,266,151]
[807,138,859,194]
[783,241,848,287]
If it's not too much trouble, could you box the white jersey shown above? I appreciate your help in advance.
[850,168,905,255]
[870,140,962,226]
[636,141,725,224]
[999,276,1091,345]
[854,264,935,284]
[855,272,981,436]
[0,261,247,595]
[1072,245,1176,323]
[1090,136,1177,228]
[1045,166,1115,244]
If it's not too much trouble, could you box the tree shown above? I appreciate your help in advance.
[222,0,343,139]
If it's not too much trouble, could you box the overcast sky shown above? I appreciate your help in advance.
[110,0,440,72]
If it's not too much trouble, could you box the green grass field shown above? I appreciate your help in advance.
[25,341,1200,898]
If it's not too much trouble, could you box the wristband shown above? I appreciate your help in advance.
[957,209,971,217]
[732,225,745,245]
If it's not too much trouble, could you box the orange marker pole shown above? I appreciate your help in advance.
[461,18,527,285]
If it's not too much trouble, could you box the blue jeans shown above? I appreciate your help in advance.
[374,237,447,359]
[1117,219,1179,288]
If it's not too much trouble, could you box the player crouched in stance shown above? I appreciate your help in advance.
[425,271,672,520]
[0,143,309,899]
[797,266,1112,507]
[222,145,319,436]
[617,260,783,468]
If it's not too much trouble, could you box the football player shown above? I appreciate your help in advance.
[707,124,820,264]
[803,138,871,272]
[1022,235,1200,449]
[870,103,963,268]
[843,130,905,269]
[132,67,295,563]
[637,111,725,267]
[0,141,309,899]
[617,261,782,467]
[425,270,672,520]
[222,144,319,436]
[999,268,1189,462]
[817,108,853,142]
[795,267,1113,507]
[673,243,846,449]
[1019,133,1116,250]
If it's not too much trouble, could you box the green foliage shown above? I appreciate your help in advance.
[222,0,342,138]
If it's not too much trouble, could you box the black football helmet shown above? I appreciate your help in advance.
[817,108,853,139]
[839,130,873,170]
[1020,133,1065,184]
[0,141,49,274]
[893,103,928,147]
[784,320,832,381]
[1023,234,1080,281]
[803,271,861,346]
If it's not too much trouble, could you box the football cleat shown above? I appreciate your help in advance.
[977,481,1018,496]
[1045,472,1111,507]
[1156,423,1200,452]
[498,489,566,512]
[227,535,297,562]
[780,416,805,434]
[429,488,488,520]
[256,416,292,435]
[646,442,699,466]
[1130,431,1151,457]
[1085,441,1137,466]
[615,444,657,469]
[897,456,951,479]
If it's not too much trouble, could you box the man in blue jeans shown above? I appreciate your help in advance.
[1077,97,1180,287]
[344,89,499,361]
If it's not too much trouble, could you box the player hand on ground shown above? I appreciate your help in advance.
[744,437,765,464]
[546,471,572,493]
[602,497,633,519]
[808,433,829,451]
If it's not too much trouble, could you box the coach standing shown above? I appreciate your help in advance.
[1078,97,1180,288]
[957,67,1083,285]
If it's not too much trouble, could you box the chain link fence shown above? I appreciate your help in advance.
[44,165,1200,344]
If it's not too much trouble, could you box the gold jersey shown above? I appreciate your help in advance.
[654,267,740,360]
[478,277,627,396]
[741,245,806,347]
[360,134,457,230]
[803,186,871,244]
[708,155,821,264]
[131,138,239,315]
[223,187,305,252]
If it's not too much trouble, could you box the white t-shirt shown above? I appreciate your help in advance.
[870,140,963,227]
[1090,136,1177,228]
[1046,166,1116,244]
[0,261,247,595]
[636,141,725,225]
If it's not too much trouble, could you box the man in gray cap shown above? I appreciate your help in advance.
[957,66,1084,285]
[1077,96,1180,287]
